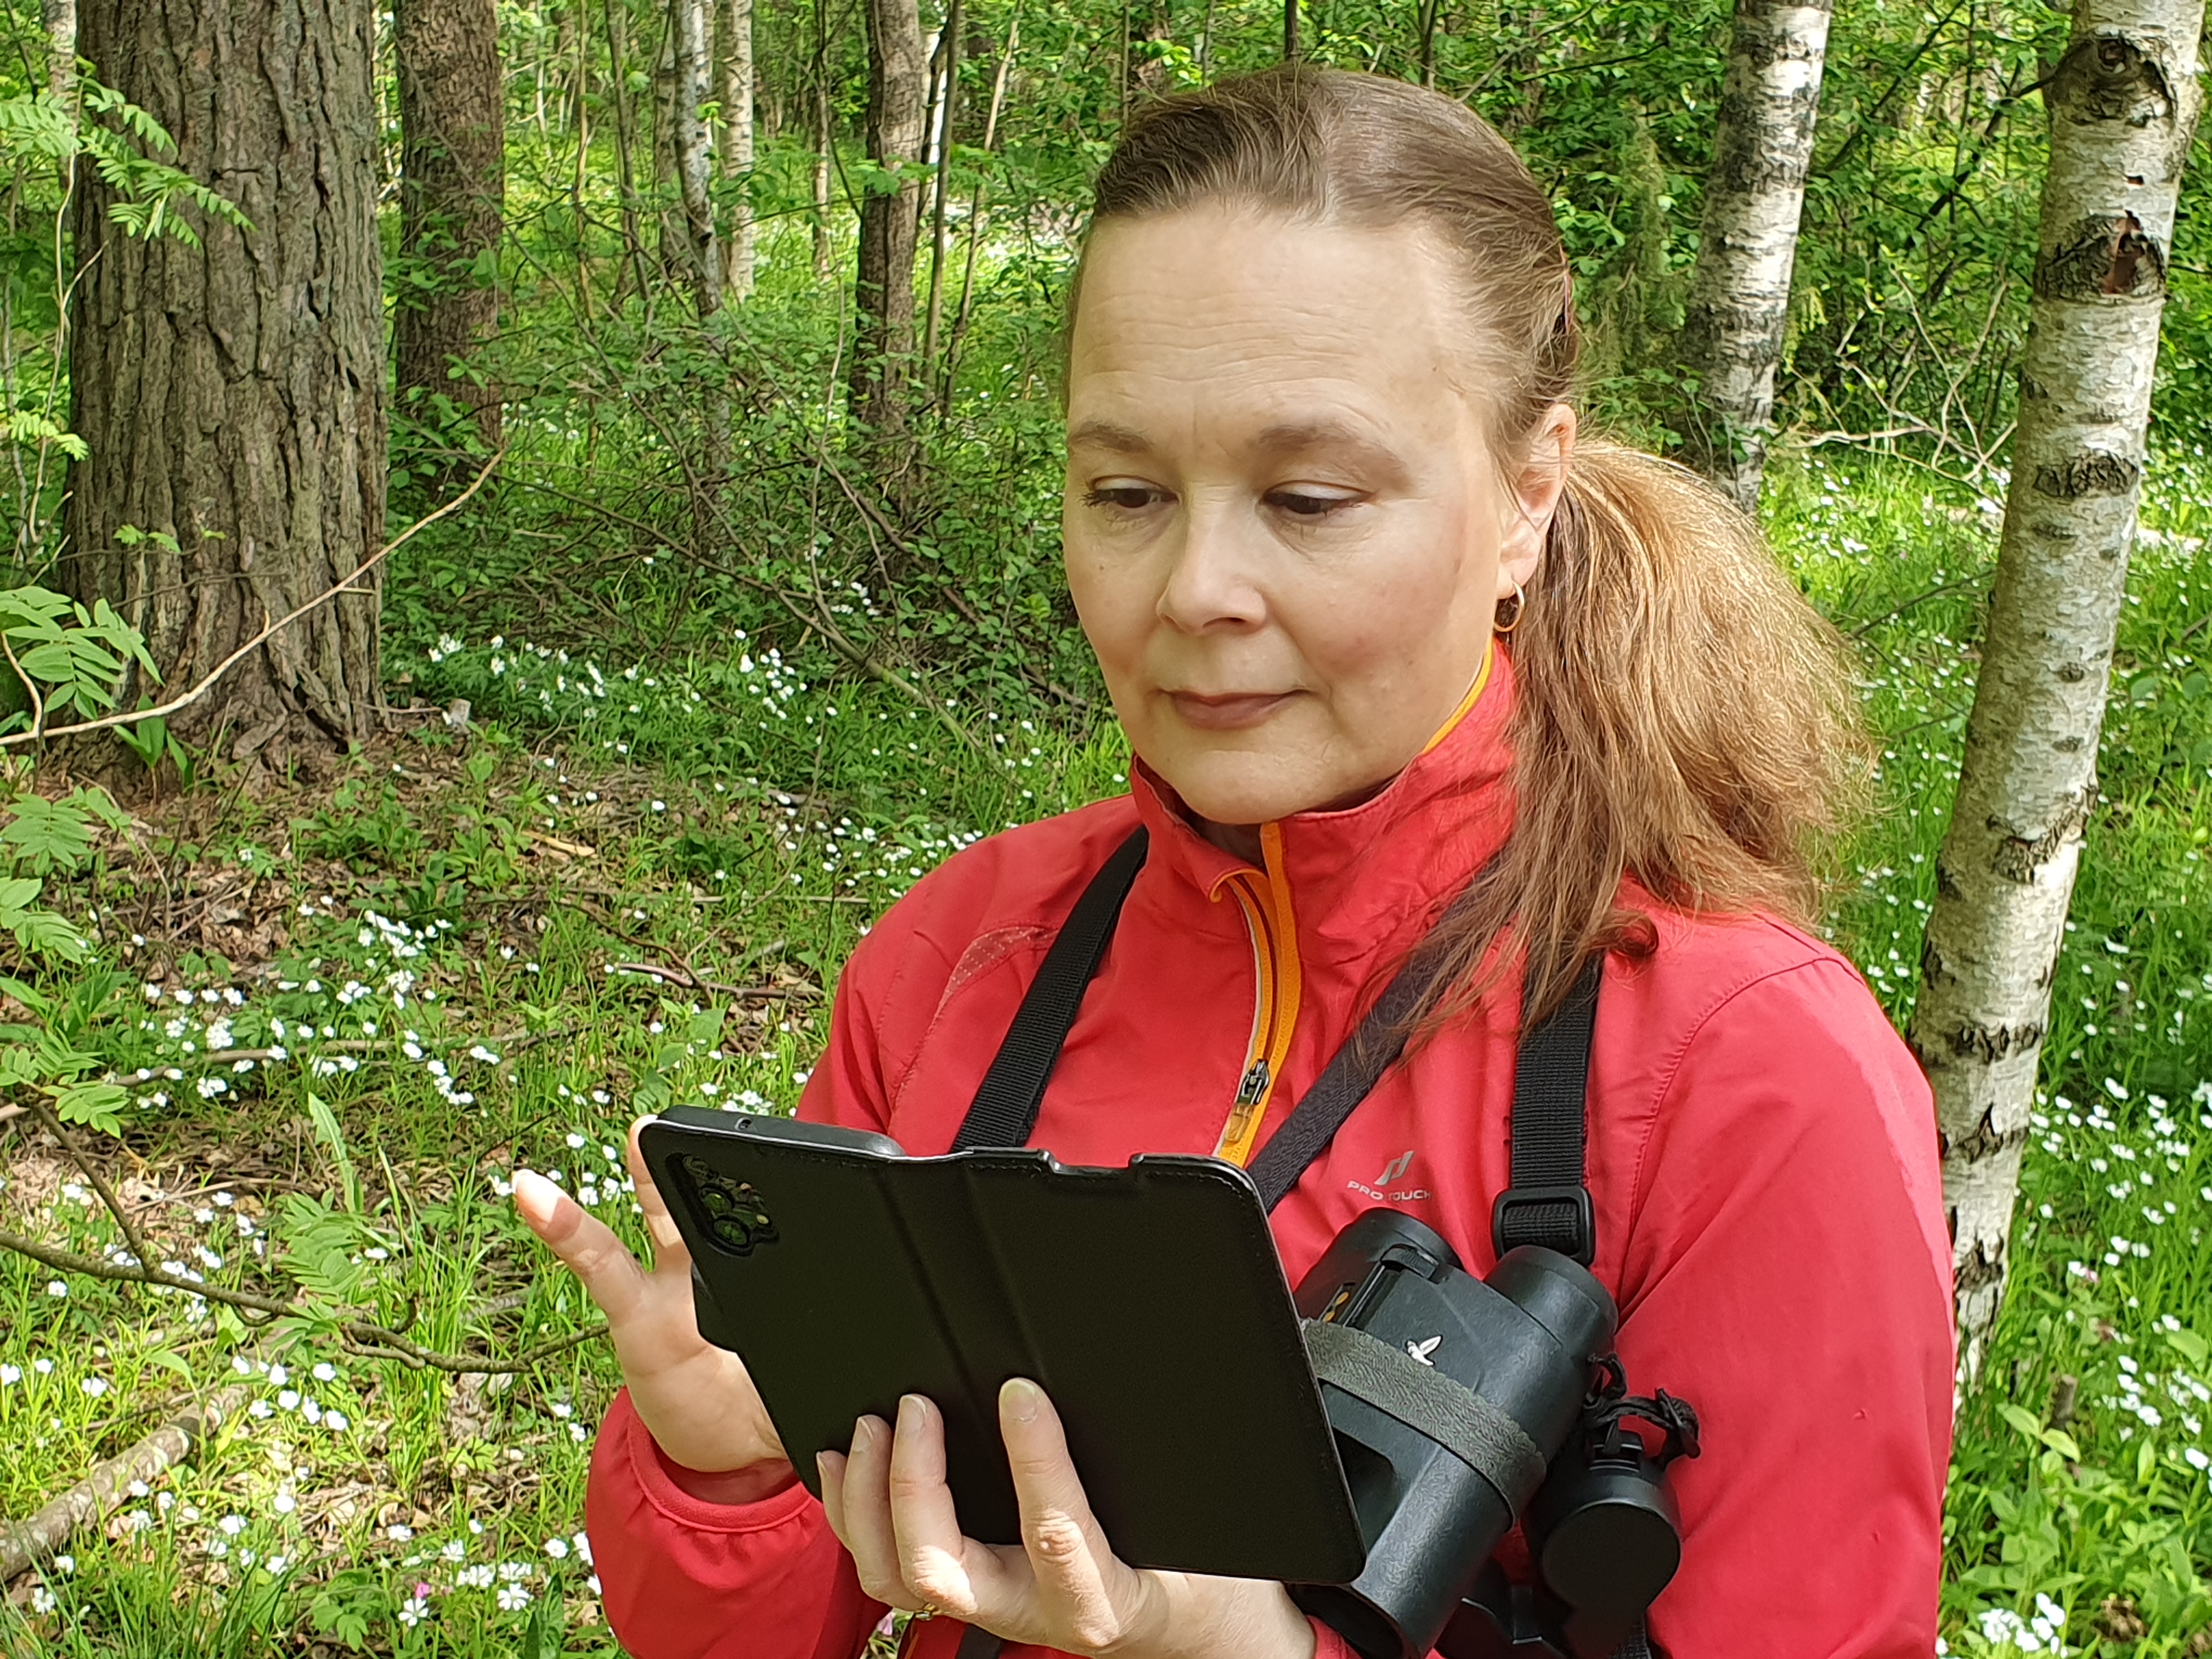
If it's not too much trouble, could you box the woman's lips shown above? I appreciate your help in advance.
[1166,690,1296,731]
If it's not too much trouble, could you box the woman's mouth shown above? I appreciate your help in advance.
[1166,691,1296,730]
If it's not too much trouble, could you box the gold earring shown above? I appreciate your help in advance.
[1494,579,1526,635]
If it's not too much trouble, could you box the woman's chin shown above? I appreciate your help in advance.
[1149,759,1344,831]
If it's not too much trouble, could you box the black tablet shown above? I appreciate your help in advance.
[639,1108,1365,1585]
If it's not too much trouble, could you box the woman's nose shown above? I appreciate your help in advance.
[1156,499,1268,634]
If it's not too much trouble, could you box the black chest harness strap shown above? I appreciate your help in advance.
[938,828,1633,1659]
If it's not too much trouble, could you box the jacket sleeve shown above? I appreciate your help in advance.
[583,905,936,1659]
[1616,958,1955,1659]
[587,1389,888,1659]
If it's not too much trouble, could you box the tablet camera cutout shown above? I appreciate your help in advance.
[676,1154,778,1256]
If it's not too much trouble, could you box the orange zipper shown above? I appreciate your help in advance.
[1212,821,1301,1166]
[1206,643,1490,1166]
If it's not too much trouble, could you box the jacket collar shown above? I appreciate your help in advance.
[1130,646,1517,978]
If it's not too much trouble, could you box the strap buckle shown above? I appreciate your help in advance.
[1491,1184,1596,1267]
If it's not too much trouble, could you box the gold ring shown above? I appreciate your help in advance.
[916,1602,943,1620]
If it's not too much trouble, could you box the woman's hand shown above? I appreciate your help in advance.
[820,1378,1316,1659]
[513,1119,789,1491]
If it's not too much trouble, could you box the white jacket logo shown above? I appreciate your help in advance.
[1347,1150,1431,1204]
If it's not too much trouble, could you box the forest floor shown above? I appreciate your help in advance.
[2,451,2211,1656]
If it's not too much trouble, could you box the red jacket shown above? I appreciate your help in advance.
[586,652,1956,1659]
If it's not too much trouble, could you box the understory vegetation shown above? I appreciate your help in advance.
[0,440,2203,1655]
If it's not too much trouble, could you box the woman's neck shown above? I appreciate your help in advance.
[1194,817,1264,864]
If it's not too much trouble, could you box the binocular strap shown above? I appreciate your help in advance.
[1301,1319,1549,1514]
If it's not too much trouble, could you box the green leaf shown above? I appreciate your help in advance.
[307,1092,363,1216]
[2039,1427,2081,1462]
[521,1571,566,1658]
[52,1079,128,1136]
[1997,1402,2045,1442]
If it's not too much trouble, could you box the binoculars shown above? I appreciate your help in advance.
[1290,1210,1698,1659]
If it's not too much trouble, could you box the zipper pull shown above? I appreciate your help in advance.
[1236,1059,1271,1107]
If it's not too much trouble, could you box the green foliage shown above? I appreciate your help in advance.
[0,584,160,729]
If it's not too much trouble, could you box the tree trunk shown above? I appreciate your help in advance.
[922,0,961,374]
[395,0,505,454]
[720,0,757,299]
[1676,0,1833,511]
[1909,0,2203,1366]
[607,0,651,303]
[672,0,721,313]
[812,0,835,279]
[43,0,75,106]
[63,0,386,764]
[852,0,924,433]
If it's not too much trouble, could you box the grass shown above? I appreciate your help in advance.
[0,445,2208,1656]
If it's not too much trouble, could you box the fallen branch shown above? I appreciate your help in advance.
[0,1383,250,1583]
[1,449,503,749]
[606,960,820,1000]
[0,1223,605,1376]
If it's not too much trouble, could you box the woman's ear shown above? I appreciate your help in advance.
[1498,403,1577,595]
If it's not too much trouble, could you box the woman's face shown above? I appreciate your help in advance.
[1063,208,1571,832]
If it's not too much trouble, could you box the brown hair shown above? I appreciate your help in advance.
[1077,66,1868,1030]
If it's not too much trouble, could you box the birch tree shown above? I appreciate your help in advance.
[853,0,926,433]
[672,0,722,314]
[1677,0,1834,511]
[1909,0,2204,1361]
[720,0,757,299]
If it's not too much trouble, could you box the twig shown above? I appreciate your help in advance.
[1846,569,1993,638]
[0,624,44,746]
[605,960,817,999]
[606,960,745,995]
[24,1096,155,1278]
[0,1223,605,1376]
[0,1383,251,1583]
[0,449,503,749]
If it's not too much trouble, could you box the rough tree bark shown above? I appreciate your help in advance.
[852,0,925,433]
[64,0,385,764]
[42,0,75,105]
[672,0,721,314]
[720,0,757,299]
[1677,0,1834,511]
[1909,0,2203,1364]
[395,0,506,453]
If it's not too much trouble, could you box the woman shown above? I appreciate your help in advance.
[515,66,1955,1659]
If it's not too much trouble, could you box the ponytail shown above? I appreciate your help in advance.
[1413,442,1870,1034]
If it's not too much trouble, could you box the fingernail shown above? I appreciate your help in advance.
[1002,1378,1042,1423]
[816,1450,836,1482]
[898,1394,927,1435]
[852,1417,873,1453]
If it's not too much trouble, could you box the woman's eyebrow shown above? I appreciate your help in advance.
[1251,418,1391,459]
[1065,419,1153,454]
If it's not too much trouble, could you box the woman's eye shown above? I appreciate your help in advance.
[1266,488,1358,518]
[1084,484,1166,511]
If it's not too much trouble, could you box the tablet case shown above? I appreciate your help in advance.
[639,1108,1366,1585]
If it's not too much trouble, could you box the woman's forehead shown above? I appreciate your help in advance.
[1067,211,1477,446]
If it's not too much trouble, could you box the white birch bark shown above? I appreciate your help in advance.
[1679,0,1833,511]
[1910,0,2204,1367]
[671,0,722,315]
[719,0,755,300]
